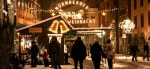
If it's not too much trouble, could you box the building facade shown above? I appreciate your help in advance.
[131,0,150,55]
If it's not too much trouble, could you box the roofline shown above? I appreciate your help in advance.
[16,15,61,32]
[72,27,115,30]
[16,15,113,32]
[61,16,74,29]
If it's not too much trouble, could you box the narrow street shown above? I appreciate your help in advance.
[24,54,150,69]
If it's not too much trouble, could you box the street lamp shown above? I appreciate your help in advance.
[119,18,135,56]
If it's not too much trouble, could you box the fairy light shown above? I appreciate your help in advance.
[102,11,106,16]
[7,0,11,4]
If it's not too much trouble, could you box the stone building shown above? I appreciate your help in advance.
[131,0,150,55]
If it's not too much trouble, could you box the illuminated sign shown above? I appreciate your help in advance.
[47,34,63,37]
[49,20,59,33]
[53,1,97,27]
[49,20,70,34]
[58,10,96,24]
[29,28,42,33]
[55,1,89,10]
[67,19,96,24]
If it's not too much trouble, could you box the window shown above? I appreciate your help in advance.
[148,11,150,26]
[141,14,144,28]
[140,0,143,6]
[134,16,137,29]
[148,0,150,3]
[134,0,137,9]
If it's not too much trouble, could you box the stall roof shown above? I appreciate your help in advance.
[16,15,114,33]
[16,15,74,32]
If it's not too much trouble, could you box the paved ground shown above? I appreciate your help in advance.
[24,54,150,69]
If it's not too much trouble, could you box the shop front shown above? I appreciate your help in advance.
[16,15,72,64]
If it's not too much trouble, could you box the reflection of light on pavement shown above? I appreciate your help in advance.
[142,66,150,69]
[115,55,132,60]
[113,63,128,68]
[102,63,128,68]
[61,65,74,69]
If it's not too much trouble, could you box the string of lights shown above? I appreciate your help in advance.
[25,7,122,13]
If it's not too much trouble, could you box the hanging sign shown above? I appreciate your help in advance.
[122,30,126,38]
[29,28,42,33]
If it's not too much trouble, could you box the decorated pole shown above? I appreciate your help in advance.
[119,18,135,56]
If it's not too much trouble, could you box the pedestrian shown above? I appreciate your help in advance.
[21,51,27,68]
[48,39,54,68]
[30,41,39,67]
[66,42,72,57]
[143,42,149,61]
[130,43,139,62]
[127,44,132,55]
[42,49,49,67]
[102,43,107,64]
[90,41,106,69]
[64,43,69,64]
[49,36,61,69]
[10,53,20,69]
[71,36,87,69]
[105,39,115,69]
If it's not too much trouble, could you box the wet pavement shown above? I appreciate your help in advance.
[24,54,150,69]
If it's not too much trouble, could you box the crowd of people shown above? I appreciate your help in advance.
[9,36,150,69]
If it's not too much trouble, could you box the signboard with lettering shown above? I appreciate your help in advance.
[29,28,42,33]
[51,1,99,28]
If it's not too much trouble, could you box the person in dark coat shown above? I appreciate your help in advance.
[71,37,87,69]
[30,41,39,67]
[143,42,149,61]
[10,53,20,69]
[131,43,139,62]
[90,41,106,69]
[48,40,54,68]
[49,36,61,69]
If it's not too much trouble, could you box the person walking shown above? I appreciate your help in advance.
[30,41,39,67]
[143,42,149,61]
[48,40,54,68]
[71,37,87,69]
[90,41,106,69]
[49,36,61,69]
[105,39,115,69]
[42,49,49,67]
[64,43,69,64]
[130,43,139,62]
